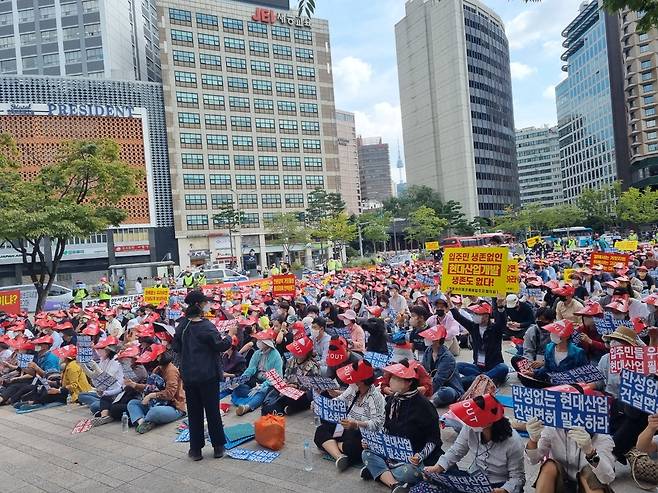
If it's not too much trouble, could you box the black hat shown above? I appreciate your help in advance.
[184,290,213,306]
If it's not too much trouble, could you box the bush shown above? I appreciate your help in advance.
[346,257,375,268]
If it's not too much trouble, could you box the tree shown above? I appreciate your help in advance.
[303,189,344,226]
[358,211,392,253]
[0,136,142,312]
[603,1,658,31]
[212,203,245,266]
[265,212,308,263]
[313,212,357,258]
[616,186,658,225]
[405,206,448,248]
[576,182,620,232]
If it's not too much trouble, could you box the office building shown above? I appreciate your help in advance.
[0,75,176,284]
[516,126,563,207]
[395,0,519,219]
[556,0,629,202]
[335,109,361,215]
[357,137,392,204]
[158,0,339,268]
[0,0,161,82]
[619,8,658,188]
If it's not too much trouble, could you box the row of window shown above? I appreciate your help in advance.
[177,112,320,131]
[185,193,306,209]
[182,173,324,188]
[5,1,99,25]
[175,92,319,115]
[9,23,101,48]
[179,133,322,150]
[174,71,317,96]
[187,208,324,229]
[181,153,322,170]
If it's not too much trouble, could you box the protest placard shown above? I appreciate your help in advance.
[589,252,629,272]
[594,313,633,336]
[409,482,442,493]
[614,240,638,252]
[526,236,542,248]
[619,369,658,414]
[512,385,609,434]
[610,346,658,374]
[93,372,118,393]
[76,335,94,364]
[360,430,414,462]
[563,269,575,282]
[82,294,142,310]
[71,419,93,434]
[547,364,605,385]
[425,241,440,251]
[441,247,509,297]
[17,353,34,369]
[219,374,250,392]
[143,287,170,305]
[364,351,390,369]
[326,326,352,340]
[424,469,492,493]
[505,259,519,294]
[226,448,279,463]
[417,274,437,287]
[271,274,296,298]
[0,289,20,315]
[120,360,137,381]
[524,287,544,300]
[312,393,347,423]
[264,369,305,400]
[515,357,534,374]
[297,375,340,391]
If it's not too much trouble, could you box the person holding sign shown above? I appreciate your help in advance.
[525,388,616,493]
[78,336,124,419]
[555,285,585,325]
[55,345,91,403]
[314,360,384,472]
[419,325,463,407]
[361,360,442,492]
[573,302,607,363]
[424,394,525,493]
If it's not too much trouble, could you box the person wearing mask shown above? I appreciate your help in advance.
[98,277,112,303]
[338,309,365,354]
[125,345,186,434]
[636,265,656,293]
[134,277,144,295]
[320,301,340,329]
[310,317,331,373]
[233,329,283,416]
[512,307,555,376]
[426,298,461,356]
[195,270,207,288]
[525,388,616,493]
[315,360,385,472]
[425,395,525,493]
[172,290,234,461]
[55,345,91,403]
[72,281,90,307]
[104,309,124,340]
[78,337,124,422]
[573,302,607,363]
[555,285,585,324]
[407,305,430,356]
[324,335,362,381]
[361,360,442,492]
[222,336,247,379]
[388,284,408,315]
[182,270,195,289]
[448,297,509,389]
[569,273,589,301]
[504,294,536,338]
[420,325,463,407]
[581,269,603,298]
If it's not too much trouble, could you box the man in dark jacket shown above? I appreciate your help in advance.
[448,296,509,389]
[503,294,536,338]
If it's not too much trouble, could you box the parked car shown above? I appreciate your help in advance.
[175,268,248,287]
[0,284,74,313]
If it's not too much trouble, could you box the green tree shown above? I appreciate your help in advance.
[265,212,308,263]
[616,186,658,225]
[303,189,344,226]
[603,1,658,31]
[0,136,142,312]
[405,206,448,247]
[212,203,245,265]
[313,212,357,258]
[576,182,620,232]
[358,211,392,253]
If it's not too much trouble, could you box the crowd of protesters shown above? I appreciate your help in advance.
[0,235,657,492]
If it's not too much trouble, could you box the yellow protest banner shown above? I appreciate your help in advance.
[425,241,440,251]
[615,240,638,251]
[143,287,170,305]
[505,259,520,293]
[526,236,542,248]
[563,268,575,282]
[441,247,509,297]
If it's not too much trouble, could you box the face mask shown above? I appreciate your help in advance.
[380,303,387,308]
[311,329,320,338]
[7,331,16,339]
[472,315,482,325]
[610,340,623,348]
[559,297,567,302]
[424,339,433,347]
[34,345,42,352]
[550,333,562,344]
[606,288,614,296]
[435,309,445,317]
[389,375,408,394]
[256,341,270,351]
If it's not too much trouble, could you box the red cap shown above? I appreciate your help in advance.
[545,383,602,397]
[82,323,100,336]
[383,361,418,380]
[544,320,575,338]
[366,306,383,318]
[418,325,447,341]
[606,298,629,313]
[117,346,140,359]
[52,345,77,360]
[35,318,56,329]
[136,325,156,338]
[449,394,505,429]
[94,336,119,349]
[632,317,647,334]
[574,302,604,317]
[135,344,167,364]
[643,293,658,306]
[32,335,54,345]
[468,303,492,315]
[14,339,35,351]
[338,309,357,322]
[254,329,277,340]
[55,321,74,331]
[326,336,348,367]
[286,336,314,358]
[555,284,575,297]
[337,360,374,385]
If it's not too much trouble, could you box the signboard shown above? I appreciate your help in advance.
[264,369,305,400]
[271,274,296,298]
[252,7,311,28]
[0,289,21,315]
[563,268,575,282]
[594,312,633,336]
[76,335,94,364]
[82,294,142,310]
[505,259,520,293]
[219,374,250,392]
[547,364,605,385]
[312,393,347,423]
[297,375,340,391]
[416,273,437,287]
[93,372,118,393]
[441,247,508,297]
[526,236,542,248]
[423,470,492,493]
[425,241,440,251]
[512,385,609,434]
[611,346,658,375]
[364,351,390,369]
[143,287,170,305]
[620,369,658,414]
[360,430,414,462]
[614,240,638,252]
[114,244,150,257]
[17,353,34,369]
[589,252,629,272]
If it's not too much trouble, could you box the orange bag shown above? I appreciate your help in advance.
[254,413,286,451]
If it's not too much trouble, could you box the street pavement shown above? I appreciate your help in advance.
[0,346,642,492]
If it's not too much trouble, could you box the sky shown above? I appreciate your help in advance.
[314,0,582,182]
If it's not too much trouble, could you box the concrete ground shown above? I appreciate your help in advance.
[0,345,643,492]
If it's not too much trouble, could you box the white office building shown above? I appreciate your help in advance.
[516,126,564,207]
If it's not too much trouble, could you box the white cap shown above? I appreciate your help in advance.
[505,294,519,309]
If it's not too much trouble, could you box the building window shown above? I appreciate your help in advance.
[185,194,207,209]
[282,157,301,170]
[210,174,232,188]
[277,100,297,115]
[641,60,652,70]
[252,79,273,94]
[281,138,300,152]
[294,29,313,44]
[201,73,223,89]
[171,29,194,45]
[232,135,253,150]
[227,76,248,92]
[304,157,322,170]
[249,40,269,56]
[222,17,244,33]
[228,96,250,111]
[205,114,226,129]
[22,56,38,69]
[276,82,295,96]
[183,174,205,188]
[0,59,16,73]
[196,12,219,28]
[297,66,315,80]
[256,118,276,132]
[257,137,277,151]
[640,44,651,53]
[0,12,12,26]
[175,70,197,87]
[298,84,317,98]
[259,156,279,170]
[649,143,658,152]
[42,53,59,67]
[239,194,258,208]
[86,48,103,62]
[235,174,257,189]
[181,153,204,169]
[63,27,79,41]
[279,120,298,133]
[262,194,282,208]
[273,44,292,60]
[207,134,229,149]
[272,25,290,40]
[300,103,318,115]
[82,0,99,14]
[646,107,656,116]
[647,120,656,128]
[241,213,259,228]
[65,50,82,64]
[198,33,220,49]
[178,112,200,127]
[212,194,234,208]
[0,36,14,50]
[283,175,303,188]
[203,93,224,109]
[208,154,230,169]
[296,48,314,62]
[173,50,195,66]
[251,60,270,74]
[231,116,252,131]
[169,8,192,25]
[260,175,280,189]
[224,37,245,53]
[39,6,56,20]
[301,121,320,135]
[642,71,653,81]
[84,23,101,38]
[199,53,221,69]
[234,155,255,170]
[20,33,36,46]
[186,215,209,230]
[647,131,657,140]
[645,95,655,104]
[180,133,202,148]
[41,30,58,43]
[305,175,324,188]
[285,193,304,207]
[225,56,247,72]
[303,139,321,153]
[18,9,35,23]
[643,83,654,93]
[248,21,268,37]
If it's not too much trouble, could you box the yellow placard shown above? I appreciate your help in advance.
[143,287,170,305]
[563,268,575,282]
[615,240,638,251]
[441,247,509,297]
[505,259,520,294]
[526,235,542,248]
[425,241,440,251]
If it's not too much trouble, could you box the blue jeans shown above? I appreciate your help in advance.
[431,387,460,407]
[126,399,184,425]
[362,450,423,485]
[77,392,101,414]
[232,384,269,411]
[457,362,509,389]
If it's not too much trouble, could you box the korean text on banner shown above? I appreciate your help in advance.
[589,252,629,272]
[526,236,542,248]
[312,393,347,423]
[425,241,439,251]
[271,274,296,298]
[441,247,508,297]
[615,240,638,251]
[0,289,21,315]
[620,369,658,414]
[609,346,658,375]
[76,335,94,364]
[563,269,575,282]
[360,430,414,462]
[505,259,519,294]
[143,287,170,305]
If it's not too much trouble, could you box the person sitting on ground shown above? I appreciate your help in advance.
[77,336,124,417]
[222,336,247,379]
[56,344,91,403]
[314,360,384,472]
[504,293,536,338]
[426,298,461,356]
[310,317,332,374]
[419,324,463,407]
[511,307,555,377]
[338,309,366,354]
[324,335,362,381]
[636,412,658,459]
[424,394,525,493]
[555,285,585,325]
[362,316,389,356]
[573,302,607,363]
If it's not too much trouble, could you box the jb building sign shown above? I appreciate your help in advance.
[252,7,311,28]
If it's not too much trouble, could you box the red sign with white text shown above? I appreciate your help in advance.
[0,289,21,315]
[272,274,296,298]
[589,251,629,272]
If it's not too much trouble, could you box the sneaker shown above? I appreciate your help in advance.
[335,455,350,472]
[360,466,373,481]
[235,405,250,416]
[283,405,290,415]
[90,415,113,427]
[188,449,203,461]
[136,421,155,434]
[213,446,224,458]
[391,484,408,493]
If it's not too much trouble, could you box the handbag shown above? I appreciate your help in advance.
[254,413,286,451]
[626,447,658,490]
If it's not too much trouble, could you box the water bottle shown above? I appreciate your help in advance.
[121,412,129,433]
[66,393,72,412]
[303,440,313,471]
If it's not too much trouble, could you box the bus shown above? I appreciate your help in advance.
[549,227,593,248]
[439,233,514,248]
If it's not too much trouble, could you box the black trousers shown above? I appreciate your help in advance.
[314,422,363,465]
[184,378,225,452]
[1,382,35,404]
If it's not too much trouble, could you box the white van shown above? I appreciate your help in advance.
[175,268,248,287]
[0,284,74,313]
